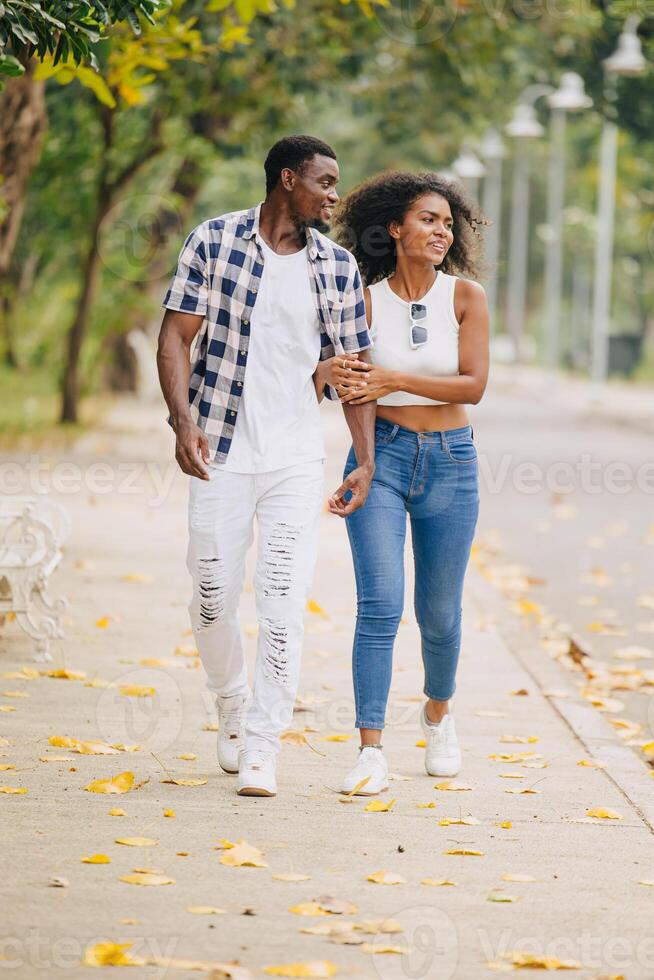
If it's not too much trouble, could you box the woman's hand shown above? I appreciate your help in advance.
[314,354,366,399]
[337,363,399,404]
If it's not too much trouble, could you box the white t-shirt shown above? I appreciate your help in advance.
[222,238,326,473]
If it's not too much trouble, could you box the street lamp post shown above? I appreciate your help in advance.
[452,150,486,202]
[543,73,592,370]
[505,98,546,362]
[591,17,647,395]
[481,127,506,330]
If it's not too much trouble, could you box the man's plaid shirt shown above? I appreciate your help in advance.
[162,203,372,464]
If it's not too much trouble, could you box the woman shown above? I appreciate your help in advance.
[315,172,489,794]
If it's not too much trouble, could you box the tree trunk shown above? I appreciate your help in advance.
[60,214,105,423]
[0,61,47,278]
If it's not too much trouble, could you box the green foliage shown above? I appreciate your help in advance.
[0,0,169,77]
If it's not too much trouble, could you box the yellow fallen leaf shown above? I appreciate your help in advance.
[364,798,395,812]
[288,902,330,917]
[264,962,337,978]
[499,735,539,744]
[75,741,120,755]
[0,706,16,712]
[2,668,39,680]
[487,891,519,903]
[1,690,29,698]
[174,644,199,657]
[120,872,175,886]
[360,944,409,954]
[115,837,158,847]
[0,763,16,770]
[487,950,580,970]
[0,785,27,794]
[502,873,537,882]
[108,807,126,816]
[81,854,111,864]
[415,739,426,748]
[340,776,371,798]
[219,839,267,867]
[504,787,541,794]
[421,878,457,886]
[178,753,197,761]
[42,668,87,680]
[122,573,154,583]
[416,802,438,808]
[586,807,623,820]
[637,879,654,886]
[186,906,227,914]
[577,758,607,768]
[444,848,484,856]
[434,780,473,791]
[163,808,175,818]
[366,870,405,885]
[272,873,311,882]
[306,599,330,618]
[318,734,351,742]
[500,821,512,829]
[438,816,480,826]
[160,777,208,787]
[48,735,79,748]
[119,685,155,697]
[488,752,541,763]
[110,743,141,753]
[84,772,134,794]
[95,617,111,629]
[83,941,144,967]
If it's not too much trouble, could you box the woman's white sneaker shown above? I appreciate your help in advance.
[215,694,247,774]
[341,746,389,795]
[237,748,277,797]
[420,706,461,777]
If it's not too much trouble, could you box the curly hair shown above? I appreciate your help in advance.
[333,171,488,285]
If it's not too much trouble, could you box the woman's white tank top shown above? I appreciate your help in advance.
[368,273,459,406]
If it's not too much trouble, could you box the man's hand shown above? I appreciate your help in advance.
[175,419,210,480]
[328,462,374,518]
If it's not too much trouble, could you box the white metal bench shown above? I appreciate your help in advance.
[0,495,70,661]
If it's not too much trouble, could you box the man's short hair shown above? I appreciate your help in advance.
[264,135,337,195]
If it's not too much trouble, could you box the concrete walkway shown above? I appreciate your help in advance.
[1,396,653,979]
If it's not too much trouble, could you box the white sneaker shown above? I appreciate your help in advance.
[237,748,277,797]
[420,706,461,777]
[216,694,247,774]
[341,746,389,795]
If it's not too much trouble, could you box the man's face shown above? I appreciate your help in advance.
[284,154,340,233]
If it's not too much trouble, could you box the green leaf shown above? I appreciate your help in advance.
[0,54,24,77]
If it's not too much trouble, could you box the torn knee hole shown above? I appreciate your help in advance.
[264,522,300,599]
[197,556,225,629]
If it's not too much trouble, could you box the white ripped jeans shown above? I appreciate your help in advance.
[186,460,324,755]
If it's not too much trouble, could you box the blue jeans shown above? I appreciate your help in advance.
[344,418,480,730]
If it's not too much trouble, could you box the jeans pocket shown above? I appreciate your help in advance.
[375,423,399,448]
[445,438,478,464]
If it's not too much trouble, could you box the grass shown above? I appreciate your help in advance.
[0,363,109,450]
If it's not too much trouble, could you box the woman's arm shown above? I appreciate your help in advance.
[339,279,490,406]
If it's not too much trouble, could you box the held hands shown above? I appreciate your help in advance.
[175,419,210,480]
[334,359,398,404]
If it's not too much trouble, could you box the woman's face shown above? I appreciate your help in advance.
[391,193,454,266]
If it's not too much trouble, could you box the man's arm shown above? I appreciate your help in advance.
[157,309,210,480]
[328,349,376,517]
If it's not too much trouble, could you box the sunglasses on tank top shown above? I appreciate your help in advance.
[409,302,429,349]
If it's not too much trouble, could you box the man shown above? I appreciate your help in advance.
[157,135,376,798]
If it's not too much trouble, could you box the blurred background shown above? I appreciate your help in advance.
[1,0,653,435]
